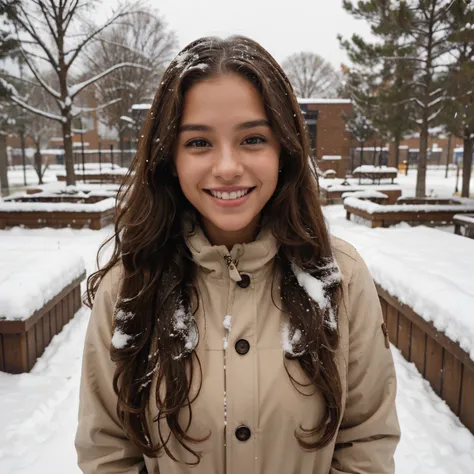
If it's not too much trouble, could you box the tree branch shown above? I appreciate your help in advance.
[10,95,64,122]
[64,7,139,69]
[68,62,151,98]
[71,97,122,117]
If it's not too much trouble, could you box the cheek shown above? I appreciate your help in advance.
[175,156,203,191]
[256,154,280,188]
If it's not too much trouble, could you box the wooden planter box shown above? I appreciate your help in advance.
[0,208,114,230]
[454,213,474,239]
[0,273,85,374]
[321,187,402,205]
[57,172,126,184]
[0,196,115,230]
[377,284,474,435]
[345,202,474,228]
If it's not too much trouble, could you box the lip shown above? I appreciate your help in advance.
[204,187,255,208]
[206,186,255,192]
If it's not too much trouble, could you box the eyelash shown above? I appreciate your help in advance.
[185,136,267,148]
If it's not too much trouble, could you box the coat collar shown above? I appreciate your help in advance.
[183,217,279,282]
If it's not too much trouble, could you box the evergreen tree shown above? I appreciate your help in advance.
[343,0,454,197]
[443,0,474,197]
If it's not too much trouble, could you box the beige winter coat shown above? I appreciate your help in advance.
[75,223,400,473]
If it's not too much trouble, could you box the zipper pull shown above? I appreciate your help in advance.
[223,254,242,282]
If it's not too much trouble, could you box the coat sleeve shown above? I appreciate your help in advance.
[75,268,147,473]
[331,253,400,474]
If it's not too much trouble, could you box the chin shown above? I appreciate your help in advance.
[205,212,258,234]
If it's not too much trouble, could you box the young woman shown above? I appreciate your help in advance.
[75,36,400,474]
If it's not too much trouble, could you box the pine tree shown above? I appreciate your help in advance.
[343,0,455,197]
[443,0,474,197]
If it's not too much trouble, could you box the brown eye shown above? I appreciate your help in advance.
[243,136,266,145]
[186,139,211,148]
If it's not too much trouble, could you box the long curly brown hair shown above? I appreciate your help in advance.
[86,35,342,466]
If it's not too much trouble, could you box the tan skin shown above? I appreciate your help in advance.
[174,73,281,249]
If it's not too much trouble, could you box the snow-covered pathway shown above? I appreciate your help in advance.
[1,215,474,473]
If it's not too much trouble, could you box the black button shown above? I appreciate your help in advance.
[235,339,250,355]
[235,425,251,441]
[237,274,251,288]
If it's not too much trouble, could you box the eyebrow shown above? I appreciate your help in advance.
[179,119,271,133]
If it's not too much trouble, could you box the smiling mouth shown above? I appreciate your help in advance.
[204,187,256,201]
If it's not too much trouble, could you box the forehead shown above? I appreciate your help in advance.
[181,74,267,125]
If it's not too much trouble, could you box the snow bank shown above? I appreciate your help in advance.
[0,244,85,321]
[344,197,474,214]
[0,198,116,213]
[324,205,474,360]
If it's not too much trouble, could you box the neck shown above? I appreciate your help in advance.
[201,215,261,250]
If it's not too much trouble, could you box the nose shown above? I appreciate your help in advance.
[212,144,243,181]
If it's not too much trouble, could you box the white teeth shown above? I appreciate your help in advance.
[210,188,252,200]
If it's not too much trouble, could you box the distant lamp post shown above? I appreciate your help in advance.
[72,117,89,181]
[120,115,136,167]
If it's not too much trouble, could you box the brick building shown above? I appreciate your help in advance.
[299,98,353,177]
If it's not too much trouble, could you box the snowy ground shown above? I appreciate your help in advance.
[1,169,474,473]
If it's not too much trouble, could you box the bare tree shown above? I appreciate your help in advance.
[0,0,21,194]
[87,10,177,165]
[4,0,150,185]
[24,83,59,184]
[282,52,341,98]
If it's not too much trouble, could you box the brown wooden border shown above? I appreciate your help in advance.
[0,273,85,374]
[377,283,474,434]
[0,208,114,230]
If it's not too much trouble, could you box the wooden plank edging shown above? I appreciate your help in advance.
[376,283,474,373]
[0,272,86,334]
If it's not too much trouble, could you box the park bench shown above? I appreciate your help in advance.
[353,165,398,184]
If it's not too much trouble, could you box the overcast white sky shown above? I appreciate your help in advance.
[98,0,373,70]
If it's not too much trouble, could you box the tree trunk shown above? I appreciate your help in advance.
[462,130,472,198]
[119,131,125,168]
[62,119,76,186]
[445,133,452,178]
[34,145,43,185]
[0,133,9,195]
[394,134,401,170]
[416,116,428,197]
[20,131,27,186]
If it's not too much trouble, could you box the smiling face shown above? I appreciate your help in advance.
[174,73,281,249]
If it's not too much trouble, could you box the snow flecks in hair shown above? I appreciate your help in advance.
[291,259,341,331]
[171,302,198,360]
[111,328,133,349]
[281,324,305,357]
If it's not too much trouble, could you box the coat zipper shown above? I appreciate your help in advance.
[223,254,242,282]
